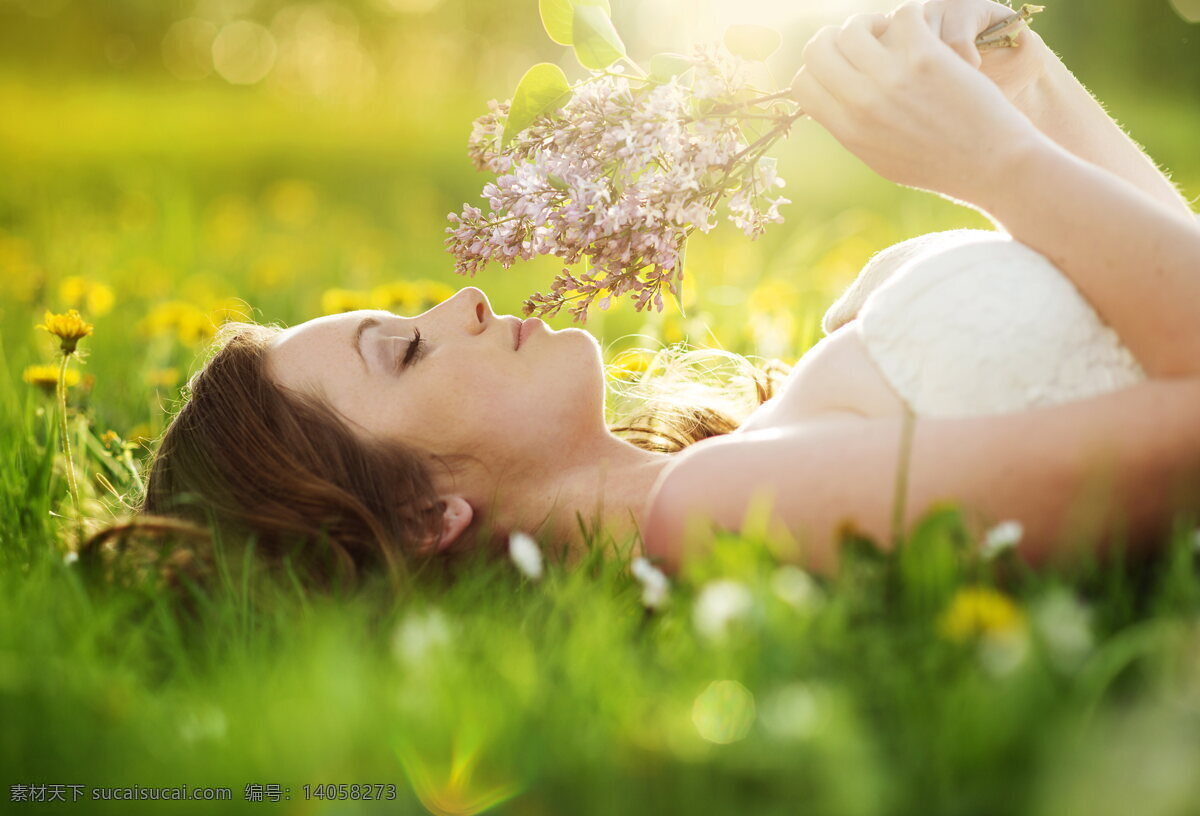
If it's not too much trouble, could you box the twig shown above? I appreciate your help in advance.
[977,4,1046,51]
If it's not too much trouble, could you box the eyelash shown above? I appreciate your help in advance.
[399,328,425,370]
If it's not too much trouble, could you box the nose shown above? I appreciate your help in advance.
[450,286,491,333]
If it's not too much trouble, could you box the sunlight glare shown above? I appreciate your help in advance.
[710,0,896,27]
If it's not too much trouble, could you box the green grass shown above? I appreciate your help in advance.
[3,68,1200,815]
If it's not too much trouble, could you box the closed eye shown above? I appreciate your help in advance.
[395,328,425,372]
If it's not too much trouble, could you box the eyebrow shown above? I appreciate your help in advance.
[352,317,380,371]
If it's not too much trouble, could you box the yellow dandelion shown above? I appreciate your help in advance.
[23,364,80,394]
[418,280,456,307]
[938,586,1024,642]
[37,309,94,354]
[250,249,296,289]
[58,276,115,317]
[86,283,115,317]
[139,301,216,346]
[146,368,181,389]
[265,179,318,228]
[370,282,421,314]
[607,350,654,381]
[748,279,799,316]
[100,430,122,449]
[205,194,254,256]
[208,297,253,325]
[321,288,371,314]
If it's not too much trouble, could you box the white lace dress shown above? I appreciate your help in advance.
[821,229,1147,418]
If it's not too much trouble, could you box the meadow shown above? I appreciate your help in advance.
[3,0,1200,813]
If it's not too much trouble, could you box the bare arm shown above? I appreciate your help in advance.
[821,3,1194,334]
[977,136,1200,379]
[934,0,1194,216]
[642,377,1200,574]
[1007,34,1195,218]
[792,2,1200,379]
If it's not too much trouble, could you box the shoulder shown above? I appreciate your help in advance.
[641,432,785,570]
[739,325,907,428]
[640,420,869,572]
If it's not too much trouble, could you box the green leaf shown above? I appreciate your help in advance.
[503,62,572,146]
[649,52,694,81]
[539,0,574,45]
[723,24,782,61]
[539,0,611,46]
[573,4,626,70]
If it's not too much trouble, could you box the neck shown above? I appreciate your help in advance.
[496,432,672,561]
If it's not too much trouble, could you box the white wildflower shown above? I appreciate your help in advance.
[392,608,454,667]
[178,704,228,744]
[1033,589,1094,672]
[978,629,1031,677]
[770,565,823,612]
[631,556,671,610]
[981,520,1024,558]
[508,531,544,581]
[759,683,821,742]
[693,579,753,641]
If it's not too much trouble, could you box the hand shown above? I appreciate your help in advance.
[789,1,1046,204]
[924,0,1049,103]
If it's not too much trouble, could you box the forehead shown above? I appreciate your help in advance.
[275,309,403,351]
[266,310,384,393]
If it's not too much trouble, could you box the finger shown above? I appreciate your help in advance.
[922,0,946,40]
[789,66,848,134]
[940,8,985,67]
[884,0,941,49]
[801,25,871,107]
[836,13,890,78]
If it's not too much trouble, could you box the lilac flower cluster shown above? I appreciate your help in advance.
[446,46,795,322]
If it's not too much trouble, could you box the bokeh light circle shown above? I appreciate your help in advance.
[162,18,219,81]
[692,680,756,744]
[211,21,278,85]
[1169,0,1200,23]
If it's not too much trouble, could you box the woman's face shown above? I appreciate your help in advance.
[266,287,606,476]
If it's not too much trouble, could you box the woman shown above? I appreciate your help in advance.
[129,0,1200,587]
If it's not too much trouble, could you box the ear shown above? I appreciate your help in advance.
[416,495,474,555]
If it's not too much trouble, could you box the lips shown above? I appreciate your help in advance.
[515,317,541,350]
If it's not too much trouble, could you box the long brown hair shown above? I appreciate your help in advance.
[88,323,450,591]
[86,324,790,592]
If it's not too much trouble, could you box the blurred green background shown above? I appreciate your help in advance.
[1,0,1197,439]
[2,3,1200,814]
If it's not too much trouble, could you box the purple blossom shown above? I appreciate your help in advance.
[446,45,800,322]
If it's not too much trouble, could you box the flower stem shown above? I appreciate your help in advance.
[55,353,82,532]
[890,404,916,547]
[620,56,648,80]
